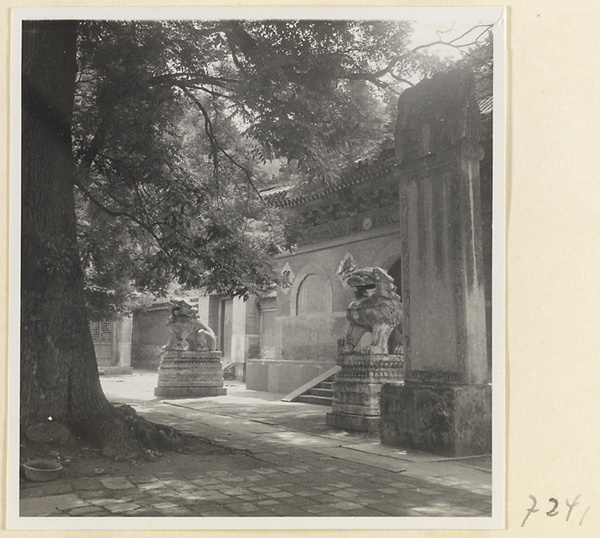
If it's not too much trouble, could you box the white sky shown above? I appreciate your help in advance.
[13,5,502,61]
[407,8,502,59]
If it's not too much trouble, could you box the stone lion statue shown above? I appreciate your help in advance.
[337,261,402,355]
[165,299,217,352]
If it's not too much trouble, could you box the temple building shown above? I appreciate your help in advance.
[113,89,493,397]
[248,104,491,393]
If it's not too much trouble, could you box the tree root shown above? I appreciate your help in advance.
[67,404,187,461]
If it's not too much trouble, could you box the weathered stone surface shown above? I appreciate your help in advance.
[325,413,380,433]
[395,69,487,387]
[326,353,403,432]
[155,386,227,398]
[395,69,482,166]
[382,69,491,456]
[337,260,402,356]
[164,299,217,352]
[20,493,88,516]
[380,383,492,457]
[155,350,226,398]
[69,505,109,516]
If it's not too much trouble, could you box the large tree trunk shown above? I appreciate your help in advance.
[20,21,176,457]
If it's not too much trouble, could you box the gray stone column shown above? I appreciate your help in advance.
[117,316,133,371]
[380,70,492,456]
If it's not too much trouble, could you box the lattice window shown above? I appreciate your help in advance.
[90,321,112,343]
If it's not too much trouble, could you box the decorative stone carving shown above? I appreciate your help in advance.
[279,262,295,295]
[256,289,277,309]
[336,258,403,355]
[337,253,354,288]
[326,353,404,433]
[295,205,400,247]
[164,299,216,352]
[155,299,225,399]
[154,351,227,398]
[327,258,404,433]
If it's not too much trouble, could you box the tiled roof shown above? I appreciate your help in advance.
[262,96,493,208]
[261,185,295,205]
[263,150,398,208]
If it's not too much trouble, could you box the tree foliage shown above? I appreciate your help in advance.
[70,19,492,313]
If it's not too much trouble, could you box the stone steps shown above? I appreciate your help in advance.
[295,378,334,406]
[305,387,332,398]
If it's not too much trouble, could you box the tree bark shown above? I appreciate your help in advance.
[21,20,177,457]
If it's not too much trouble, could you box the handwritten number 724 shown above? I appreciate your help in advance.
[522,495,591,526]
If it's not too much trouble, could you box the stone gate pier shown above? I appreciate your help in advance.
[380,69,492,457]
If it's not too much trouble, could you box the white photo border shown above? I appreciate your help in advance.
[8,5,506,531]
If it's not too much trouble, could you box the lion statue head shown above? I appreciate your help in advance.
[337,257,402,355]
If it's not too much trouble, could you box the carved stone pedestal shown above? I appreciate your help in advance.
[326,353,404,433]
[155,351,227,398]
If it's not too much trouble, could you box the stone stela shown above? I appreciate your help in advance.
[379,69,492,457]
[155,299,226,398]
[326,258,404,432]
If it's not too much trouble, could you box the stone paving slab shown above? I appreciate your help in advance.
[20,462,491,518]
[349,442,493,470]
[310,446,408,473]
[21,493,90,516]
[148,396,493,497]
[18,375,495,520]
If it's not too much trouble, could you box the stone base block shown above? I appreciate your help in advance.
[155,350,226,399]
[326,412,380,433]
[332,382,388,416]
[98,366,134,376]
[155,386,227,398]
[380,382,492,457]
[327,353,404,432]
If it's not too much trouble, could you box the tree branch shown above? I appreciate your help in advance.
[409,24,492,55]
[338,24,493,86]
[179,87,264,203]
[148,71,238,90]
[74,179,182,269]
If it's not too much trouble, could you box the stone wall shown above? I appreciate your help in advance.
[132,306,171,369]
[245,359,337,394]
[247,226,402,392]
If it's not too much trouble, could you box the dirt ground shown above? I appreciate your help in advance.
[20,428,242,485]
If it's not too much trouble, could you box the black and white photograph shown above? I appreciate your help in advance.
[8,6,505,530]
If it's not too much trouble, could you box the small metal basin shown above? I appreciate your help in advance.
[22,459,63,482]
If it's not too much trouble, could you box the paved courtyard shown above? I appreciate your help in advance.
[20,372,494,519]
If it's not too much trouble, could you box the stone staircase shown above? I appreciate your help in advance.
[281,365,341,407]
[294,379,334,406]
